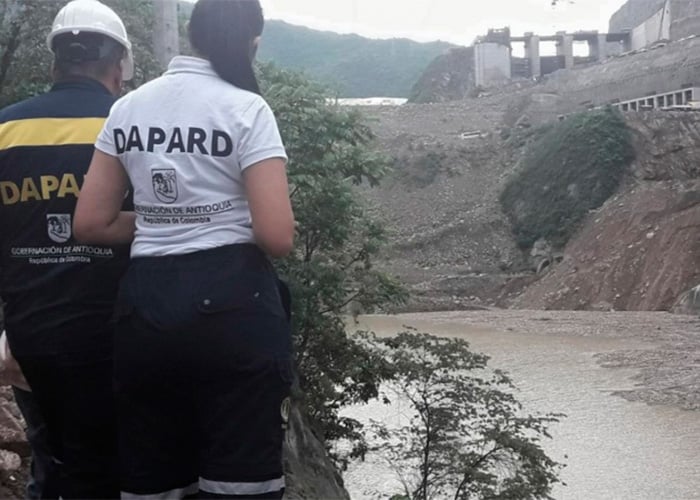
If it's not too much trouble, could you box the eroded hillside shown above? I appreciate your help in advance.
[359,98,700,313]
[359,95,526,311]
[512,112,700,312]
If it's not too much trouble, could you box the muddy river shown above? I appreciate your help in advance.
[341,310,700,500]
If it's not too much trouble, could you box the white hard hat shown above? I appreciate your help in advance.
[47,0,134,80]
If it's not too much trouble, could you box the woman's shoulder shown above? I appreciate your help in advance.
[110,76,167,113]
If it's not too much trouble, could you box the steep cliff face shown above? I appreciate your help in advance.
[511,112,700,312]
[611,0,700,42]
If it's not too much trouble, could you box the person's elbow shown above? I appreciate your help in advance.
[255,225,294,258]
[73,213,108,244]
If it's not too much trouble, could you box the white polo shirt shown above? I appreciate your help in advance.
[95,56,287,257]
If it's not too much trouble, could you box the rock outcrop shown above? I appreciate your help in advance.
[0,387,29,499]
[673,284,700,314]
[408,47,475,104]
[610,0,700,42]
[284,405,350,500]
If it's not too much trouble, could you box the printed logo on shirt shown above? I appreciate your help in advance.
[46,214,72,243]
[113,126,234,157]
[151,169,178,204]
[0,174,82,205]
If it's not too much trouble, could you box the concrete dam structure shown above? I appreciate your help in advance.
[474,27,630,88]
[472,0,700,112]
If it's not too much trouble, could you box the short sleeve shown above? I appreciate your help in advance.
[237,99,287,171]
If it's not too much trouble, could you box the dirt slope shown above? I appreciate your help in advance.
[512,111,700,311]
[361,98,700,313]
[511,180,700,311]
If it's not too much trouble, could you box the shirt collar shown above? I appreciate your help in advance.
[51,77,112,95]
[165,56,218,77]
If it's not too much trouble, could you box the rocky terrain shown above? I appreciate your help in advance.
[359,0,700,314]
[512,112,700,311]
[0,388,30,499]
[360,89,533,311]
[359,94,700,314]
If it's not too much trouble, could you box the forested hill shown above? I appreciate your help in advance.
[257,20,456,98]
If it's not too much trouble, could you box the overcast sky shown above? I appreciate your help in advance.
[258,0,629,46]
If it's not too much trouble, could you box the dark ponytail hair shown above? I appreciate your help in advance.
[189,0,264,94]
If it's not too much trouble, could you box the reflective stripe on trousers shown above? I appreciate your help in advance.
[121,476,285,498]
[121,482,198,499]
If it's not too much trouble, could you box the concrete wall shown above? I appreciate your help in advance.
[609,0,666,32]
[630,1,671,50]
[541,36,700,111]
[611,0,700,44]
[474,43,511,87]
[670,0,700,40]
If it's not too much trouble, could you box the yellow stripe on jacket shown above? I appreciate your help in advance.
[0,117,105,151]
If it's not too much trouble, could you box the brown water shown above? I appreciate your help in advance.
[341,312,700,500]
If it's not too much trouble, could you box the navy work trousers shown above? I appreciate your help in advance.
[14,355,119,499]
[114,244,292,499]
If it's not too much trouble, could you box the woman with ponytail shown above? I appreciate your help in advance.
[74,1,294,498]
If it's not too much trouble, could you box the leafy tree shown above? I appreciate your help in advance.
[258,62,408,457]
[0,0,408,461]
[368,331,563,500]
[1,0,58,105]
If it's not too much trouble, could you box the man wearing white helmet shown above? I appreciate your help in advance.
[0,0,133,497]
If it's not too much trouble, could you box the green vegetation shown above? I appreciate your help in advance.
[1,0,407,459]
[258,63,408,453]
[500,108,635,249]
[258,20,454,98]
[0,0,161,107]
[2,4,564,493]
[2,3,451,102]
[368,330,563,500]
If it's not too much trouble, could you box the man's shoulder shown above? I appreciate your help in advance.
[0,94,46,124]
[0,89,116,124]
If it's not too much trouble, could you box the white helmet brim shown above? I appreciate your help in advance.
[47,0,134,81]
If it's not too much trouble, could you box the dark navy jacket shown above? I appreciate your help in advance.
[0,78,131,360]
